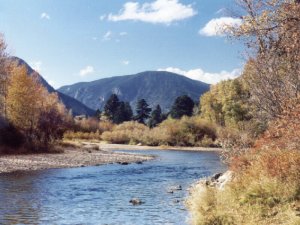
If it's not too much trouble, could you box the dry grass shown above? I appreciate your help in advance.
[187,149,300,225]
[100,117,217,147]
[187,99,300,225]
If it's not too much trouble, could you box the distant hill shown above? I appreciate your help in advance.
[10,57,95,116]
[58,71,210,112]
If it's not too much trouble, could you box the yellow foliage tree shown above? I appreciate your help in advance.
[6,65,67,150]
[7,66,44,132]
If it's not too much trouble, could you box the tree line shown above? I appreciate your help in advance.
[98,93,196,127]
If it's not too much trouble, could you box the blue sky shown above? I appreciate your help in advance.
[0,0,244,88]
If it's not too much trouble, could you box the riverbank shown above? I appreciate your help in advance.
[0,147,153,174]
[93,142,221,152]
[0,142,221,174]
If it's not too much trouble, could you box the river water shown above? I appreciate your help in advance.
[0,150,226,225]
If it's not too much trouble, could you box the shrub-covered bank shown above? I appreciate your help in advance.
[186,0,300,223]
[186,92,300,224]
[65,117,218,147]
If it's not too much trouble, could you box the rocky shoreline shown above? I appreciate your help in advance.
[0,147,154,174]
[0,142,221,174]
[97,143,222,152]
[188,171,233,193]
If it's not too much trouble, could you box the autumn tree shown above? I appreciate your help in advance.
[36,93,68,149]
[232,0,300,119]
[7,66,44,137]
[0,34,11,118]
[6,65,67,150]
[200,79,252,127]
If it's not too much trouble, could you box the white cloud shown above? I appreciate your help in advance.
[199,17,242,37]
[158,67,241,84]
[99,15,106,21]
[80,66,95,77]
[102,31,112,41]
[108,0,197,24]
[119,32,128,36]
[30,61,42,73]
[40,12,50,20]
[121,60,130,65]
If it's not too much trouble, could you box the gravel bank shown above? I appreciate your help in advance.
[100,143,222,152]
[0,147,154,174]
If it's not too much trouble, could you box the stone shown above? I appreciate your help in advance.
[118,162,129,165]
[129,198,144,205]
[174,185,182,191]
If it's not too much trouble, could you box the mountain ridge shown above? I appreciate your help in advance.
[59,71,210,112]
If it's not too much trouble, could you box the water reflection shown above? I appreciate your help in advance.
[0,150,226,225]
[0,171,45,224]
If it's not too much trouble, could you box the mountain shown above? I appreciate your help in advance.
[58,71,210,112]
[10,57,95,116]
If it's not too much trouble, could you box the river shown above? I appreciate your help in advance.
[0,150,226,225]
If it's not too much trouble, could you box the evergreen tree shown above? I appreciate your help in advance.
[94,109,102,119]
[103,94,120,123]
[114,102,133,124]
[135,99,151,124]
[148,104,162,128]
[170,95,195,119]
[124,102,133,121]
[103,94,133,124]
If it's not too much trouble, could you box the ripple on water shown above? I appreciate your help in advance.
[0,150,226,225]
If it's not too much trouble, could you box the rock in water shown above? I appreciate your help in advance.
[129,198,144,205]
[118,162,129,165]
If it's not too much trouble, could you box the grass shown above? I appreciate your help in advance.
[77,117,218,147]
[186,148,300,225]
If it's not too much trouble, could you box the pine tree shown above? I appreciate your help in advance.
[103,94,133,124]
[103,94,120,123]
[148,104,162,128]
[114,102,132,124]
[94,109,102,119]
[124,102,133,121]
[135,99,151,124]
[170,95,195,119]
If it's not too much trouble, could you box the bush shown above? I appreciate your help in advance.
[157,116,217,147]
[100,117,218,147]
[98,120,114,133]
[101,121,149,144]
[187,99,300,224]
[63,130,101,140]
[187,148,300,225]
[0,124,24,152]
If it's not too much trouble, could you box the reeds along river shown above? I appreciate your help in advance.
[0,150,226,225]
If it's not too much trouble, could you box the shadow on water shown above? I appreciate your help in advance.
[0,150,226,225]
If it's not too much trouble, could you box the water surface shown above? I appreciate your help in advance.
[0,150,226,225]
